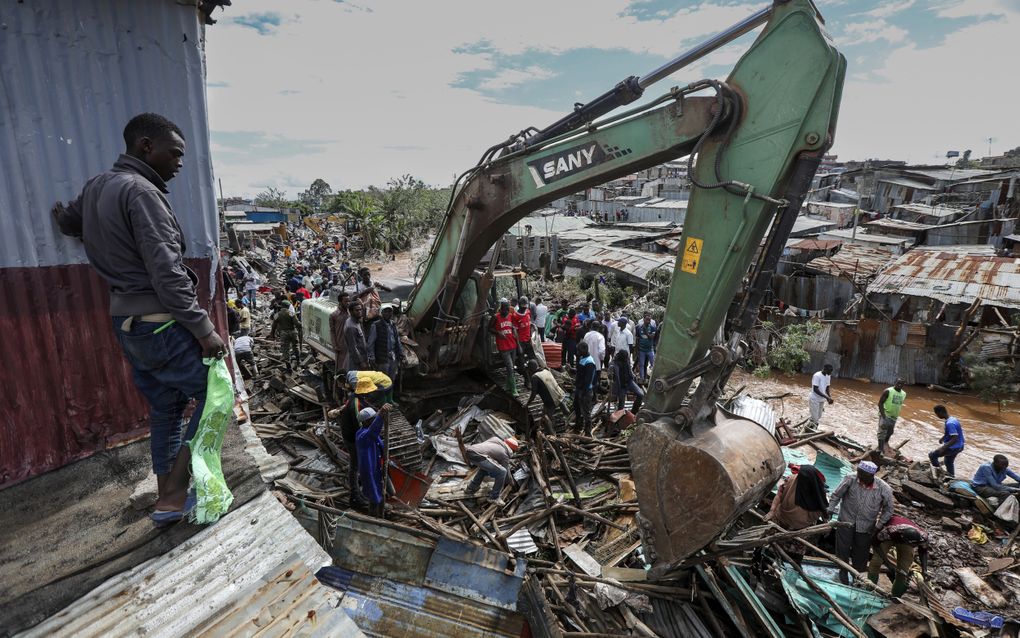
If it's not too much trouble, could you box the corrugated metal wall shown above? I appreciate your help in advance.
[0,0,223,487]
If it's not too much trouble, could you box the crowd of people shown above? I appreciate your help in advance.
[486,295,662,434]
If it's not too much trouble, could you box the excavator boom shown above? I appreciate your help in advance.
[402,0,845,569]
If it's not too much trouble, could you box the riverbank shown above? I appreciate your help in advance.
[731,369,1020,479]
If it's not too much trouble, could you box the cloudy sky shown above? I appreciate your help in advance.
[204,0,1019,198]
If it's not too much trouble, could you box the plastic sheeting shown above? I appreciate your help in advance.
[779,562,887,637]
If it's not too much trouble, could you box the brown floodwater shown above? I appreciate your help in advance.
[729,369,1020,479]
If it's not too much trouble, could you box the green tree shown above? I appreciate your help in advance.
[299,178,332,212]
[761,321,820,375]
[969,361,1017,411]
[955,149,976,169]
[254,186,289,209]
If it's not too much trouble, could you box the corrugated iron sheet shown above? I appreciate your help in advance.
[323,516,527,638]
[21,492,361,637]
[564,244,674,283]
[803,243,895,282]
[868,245,1020,310]
[1,0,219,268]
[0,0,223,487]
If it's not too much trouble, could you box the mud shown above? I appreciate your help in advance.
[732,369,1020,479]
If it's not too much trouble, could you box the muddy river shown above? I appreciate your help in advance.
[730,369,1020,479]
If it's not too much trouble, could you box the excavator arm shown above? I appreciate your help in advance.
[405,0,845,569]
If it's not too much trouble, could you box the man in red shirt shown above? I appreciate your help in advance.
[560,309,580,367]
[514,296,535,367]
[491,298,519,396]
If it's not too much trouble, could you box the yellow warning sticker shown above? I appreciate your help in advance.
[681,237,703,274]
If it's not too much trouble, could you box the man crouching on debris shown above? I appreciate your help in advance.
[827,461,894,584]
[464,436,519,507]
[356,404,391,518]
[52,113,226,524]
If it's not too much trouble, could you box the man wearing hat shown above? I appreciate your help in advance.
[346,369,393,404]
[355,404,392,518]
[464,436,519,507]
[827,460,895,584]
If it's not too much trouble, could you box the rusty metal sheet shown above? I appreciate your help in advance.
[424,538,527,610]
[0,260,225,489]
[320,567,525,638]
[868,245,1020,310]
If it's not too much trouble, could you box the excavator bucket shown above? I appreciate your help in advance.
[629,407,784,575]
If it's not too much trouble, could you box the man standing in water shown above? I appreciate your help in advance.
[807,364,834,427]
[877,378,906,455]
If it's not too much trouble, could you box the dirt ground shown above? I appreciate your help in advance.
[731,368,1020,479]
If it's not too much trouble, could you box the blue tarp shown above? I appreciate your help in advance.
[780,447,854,494]
[780,561,887,637]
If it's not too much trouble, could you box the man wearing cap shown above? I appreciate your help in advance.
[877,379,907,455]
[355,403,392,518]
[491,298,520,396]
[367,303,403,381]
[827,461,895,584]
[464,435,519,507]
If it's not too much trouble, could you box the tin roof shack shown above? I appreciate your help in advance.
[563,245,674,287]
[772,243,893,318]
[866,245,1020,325]
[890,203,967,225]
[806,201,857,228]
[818,228,914,254]
[872,167,998,214]
[0,0,230,488]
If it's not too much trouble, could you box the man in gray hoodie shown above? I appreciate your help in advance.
[53,113,225,525]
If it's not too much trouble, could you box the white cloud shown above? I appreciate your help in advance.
[860,0,915,18]
[478,66,557,91]
[832,6,1020,163]
[205,0,766,195]
[838,20,909,44]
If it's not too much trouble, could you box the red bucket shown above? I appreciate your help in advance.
[542,342,562,369]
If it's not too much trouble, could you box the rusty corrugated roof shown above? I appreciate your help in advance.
[804,243,895,283]
[867,245,1020,309]
[564,245,674,282]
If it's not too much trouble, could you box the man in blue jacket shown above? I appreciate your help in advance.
[928,405,965,477]
[356,404,392,518]
[971,455,1020,499]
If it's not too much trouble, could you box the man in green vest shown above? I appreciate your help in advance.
[877,378,907,455]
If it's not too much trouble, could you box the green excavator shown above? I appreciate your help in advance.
[307,0,845,572]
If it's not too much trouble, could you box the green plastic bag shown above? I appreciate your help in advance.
[188,357,235,524]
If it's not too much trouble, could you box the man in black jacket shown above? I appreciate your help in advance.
[53,113,225,525]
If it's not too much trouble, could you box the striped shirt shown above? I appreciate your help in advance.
[827,475,894,533]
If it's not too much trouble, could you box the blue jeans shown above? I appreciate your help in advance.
[467,450,507,499]
[246,289,257,309]
[637,350,655,381]
[112,317,208,475]
[929,446,962,477]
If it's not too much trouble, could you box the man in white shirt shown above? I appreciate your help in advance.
[582,323,606,371]
[533,297,549,341]
[610,318,634,360]
[808,364,834,426]
[233,333,257,379]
